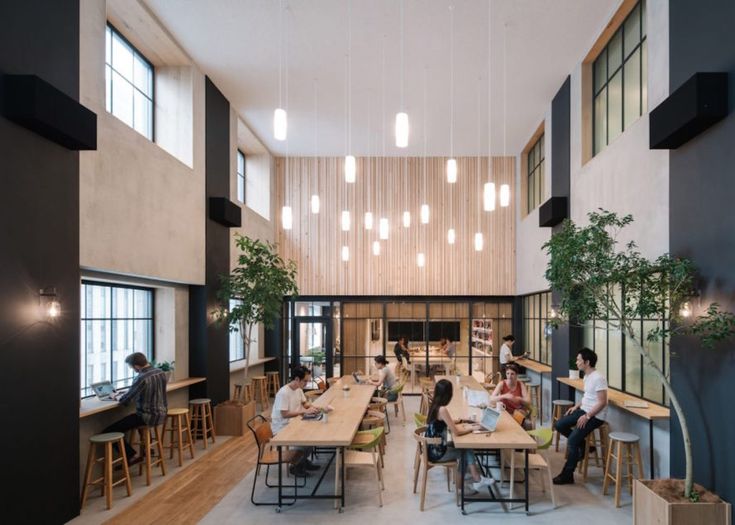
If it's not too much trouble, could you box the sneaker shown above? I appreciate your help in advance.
[471,476,496,492]
[552,471,575,485]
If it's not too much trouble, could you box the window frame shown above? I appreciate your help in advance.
[592,0,646,156]
[526,134,545,213]
[105,23,155,140]
[80,280,155,398]
[521,291,553,365]
[236,149,246,204]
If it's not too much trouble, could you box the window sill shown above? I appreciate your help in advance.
[79,376,206,419]
[229,356,275,373]
[556,376,669,420]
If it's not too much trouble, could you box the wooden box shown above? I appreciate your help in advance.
[214,400,256,436]
[634,480,732,525]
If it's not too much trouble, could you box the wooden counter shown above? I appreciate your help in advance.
[80,377,206,418]
[557,377,669,420]
[516,358,552,374]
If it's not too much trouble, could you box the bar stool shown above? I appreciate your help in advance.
[80,432,132,510]
[131,425,167,486]
[233,383,253,403]
[251,376,270,411]
[266,371,281,397]
[163,408,196,467]
[189,398,216,448]
[579,421,609,481]
[527,382,541,418]
[603,432,644,507]
[552,400,574,451]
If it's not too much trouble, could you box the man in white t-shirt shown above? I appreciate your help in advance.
[553,348,608,485]
[271,366,320,476]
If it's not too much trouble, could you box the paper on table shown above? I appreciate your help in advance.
[465,388,490,407]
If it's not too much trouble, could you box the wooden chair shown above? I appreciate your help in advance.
[602,432,644,507]
[246,415,305,506]
[361,410,388,467]
[163,408,195,467]
[80,432,132,510]
[501,427,556,508]
[345,428,385,507]
[412,426,459,511]
[386,382,407,426]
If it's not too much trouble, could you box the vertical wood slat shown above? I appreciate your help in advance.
[275,156,515,296]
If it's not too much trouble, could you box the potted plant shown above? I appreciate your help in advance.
[568,357,579,379]
[544,210,734,523]
[216,234,298,389]
[152,360,175,382]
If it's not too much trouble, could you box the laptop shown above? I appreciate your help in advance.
[91,381,124,401]
[352,371,364,384]
[477,406,501,432]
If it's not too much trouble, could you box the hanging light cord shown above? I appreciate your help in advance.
[400,0,405,112]
[449,4,455,159]
[487,0,492,182]
[278,0,283,109]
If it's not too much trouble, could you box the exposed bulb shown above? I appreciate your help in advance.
[420,204,430,224]
[395,112,409,147]
[447,228,456,244]
[417,252,425,267]
[364,212,374,230]
[474,232,484,251]
[281,205,293,230]
[446,158,457,183]
[345,155,356,183]
[379,218,389,240]
[273,108,287,140]
[500,184,510,207]
[310,194,320,214]
[341,245,349,261]
[483,182,496,211]
[372,240,381,255]
[403,211,411,228]
[341,210,351,231]
[679,301,692,318]
[48,301,61,318]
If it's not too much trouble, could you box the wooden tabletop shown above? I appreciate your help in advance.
[516,358,552,374]
[80,377,206,418]
[270,380,374,447]
[438,375,537,450]
[557,377,670,421]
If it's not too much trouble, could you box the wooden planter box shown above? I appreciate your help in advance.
[214,400,256,436]
[634,480,732,525]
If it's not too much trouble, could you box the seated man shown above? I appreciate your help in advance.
[553,347,609,485]
[271,366,321,476]
[369,355,398,400]
[104,352,168,465]
[393,336,411,365]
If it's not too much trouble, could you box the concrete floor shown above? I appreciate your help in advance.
[202,396,633,525]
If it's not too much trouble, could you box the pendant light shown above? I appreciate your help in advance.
[474,77,483,252]
[474,232,484,251]
[447,228,456,244]
[341,210,351,231]
[379,217,389,240]
[373,240,381,256]
[280,6,292,230]
[345,155,356,183]
[484,0,495,213]
[483,182,496,211]
[310,194,320,214]
[421,67,430,224]
[364,211,374,230]
[420,204,430,224]
[281,203,293,230]
[311,79,320,214]
[344,0,355,183]
[499,21,511,208]
[417,252,425,267]
[274,0,287,140]
[446,4,457,183]
[342,245,349,261]
[394,0,409,148]
[500,184,510,207]
[403,210,411,228]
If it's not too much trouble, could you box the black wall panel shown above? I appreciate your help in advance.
[0,1,81,522]
[668,0,735,504]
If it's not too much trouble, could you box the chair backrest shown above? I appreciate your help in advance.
[527,427,553,451]
[414,412,427,427]
[413,426,443,465]
[356,427,385,449]
[246,414,273,458]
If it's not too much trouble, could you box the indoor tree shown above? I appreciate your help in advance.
[543,210,734,500]
[216,234,298,385]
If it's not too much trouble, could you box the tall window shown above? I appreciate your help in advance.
[522,291,553,365]
[228,299,260,363]
[526,134,545,213]
[237,150,246,203]
[593,0,647,156]
[245,159,270,220]
[80,282,154,397]
[582,285,667,404]
[105,24,154,140]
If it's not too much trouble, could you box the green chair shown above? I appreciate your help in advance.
[342,428,385,507]
[502,427,556,508]
[414,412,427,427]
[386,382,406,427]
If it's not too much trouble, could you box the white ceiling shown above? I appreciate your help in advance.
[144,0,619,156]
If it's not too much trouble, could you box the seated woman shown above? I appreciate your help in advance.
[369,355,399,401]
[426,379,495,493]
[490,363,533,430]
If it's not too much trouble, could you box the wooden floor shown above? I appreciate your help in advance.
[103,434,258,525]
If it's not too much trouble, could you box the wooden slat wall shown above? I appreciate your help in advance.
[275,156,515,296]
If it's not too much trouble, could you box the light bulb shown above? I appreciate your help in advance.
[281,205,293,230]
[483,182,496,211]
[447,228,456,244]
[379,218,389,240]
[403,211,411,228]
[364,212,374,230]
[345,155,356,183]
[48,301,61,318]
[341,210,351,231]
[420,204,430,224]
[341,245,349,261]
[310,194,320,214]
[679,301,692,318]
[273,108,287,141]
[417,252,425,267]
[372,240,381,255]
[500,184,510,207]
[395,112,409,147]
[447,158,457,183]
[474,232,484,251]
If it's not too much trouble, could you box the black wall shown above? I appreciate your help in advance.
[0,1,82,522]
[189,78,231,404]
[668,0,735,504]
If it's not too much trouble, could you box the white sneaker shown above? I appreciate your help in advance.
[471,476,496,492]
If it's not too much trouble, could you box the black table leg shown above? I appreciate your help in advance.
[525,449,529,513]
[460,450,466,514]
[649,419,654,478]
[277,446,282,512]
[341,447,345,511]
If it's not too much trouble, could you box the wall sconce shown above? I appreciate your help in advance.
[549,307,558,319]
[679,301,692,318]
[39,287,60,318]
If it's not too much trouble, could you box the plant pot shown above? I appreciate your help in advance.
[214,400,256,436]
[634,479,732,525]
[165,370,173,382]
[568,370,579,379]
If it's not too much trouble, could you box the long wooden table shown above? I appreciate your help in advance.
[557,376,670,478]
[438,375,537,514]
[269,378,374,511]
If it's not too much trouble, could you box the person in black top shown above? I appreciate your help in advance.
[393,336,411,364]
[425,379,495,493]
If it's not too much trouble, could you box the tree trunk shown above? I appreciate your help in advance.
[241,321,253,386]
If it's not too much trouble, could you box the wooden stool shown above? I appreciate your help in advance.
[190,398,216,448]
[233,383,253,403]
[266,371,281,397]
[603,432,644,507]
[80,432,132,510]
[552,399,574,451]
[579,422,609,481]
[130,425,167,486]
[251,376,269,410]
[527,382,541,418]
[163,408,196,467]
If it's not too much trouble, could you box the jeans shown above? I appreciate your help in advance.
[103,413,146,459]
[555,409,605,472]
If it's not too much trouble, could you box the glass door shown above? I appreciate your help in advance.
[294,318,332,387]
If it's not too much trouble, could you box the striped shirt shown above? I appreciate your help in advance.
[118,366,168,426]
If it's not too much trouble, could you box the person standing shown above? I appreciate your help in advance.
[553,348,608,485]
[104,352,168,465]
